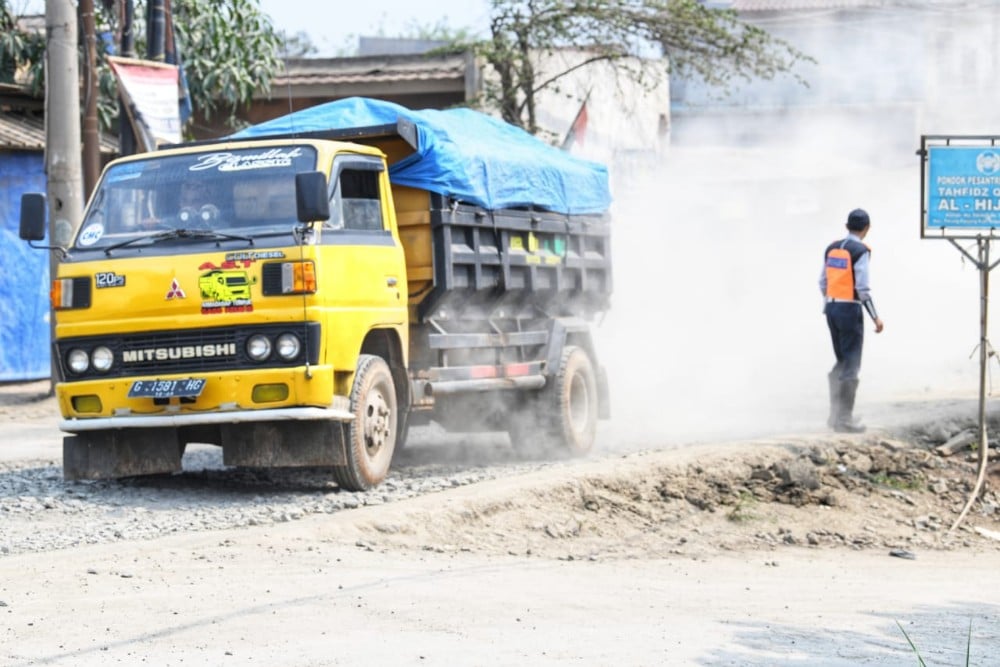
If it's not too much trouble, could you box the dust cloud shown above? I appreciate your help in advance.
[595,9,1000,448]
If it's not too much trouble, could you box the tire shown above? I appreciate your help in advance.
[542,346,598,456]
[394,405,411,452]
[332,355,397,491]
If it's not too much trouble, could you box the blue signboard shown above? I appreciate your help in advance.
[927,145,1000,228]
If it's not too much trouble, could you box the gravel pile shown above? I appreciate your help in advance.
[0,435,557,556]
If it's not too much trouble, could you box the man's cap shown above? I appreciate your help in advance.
[846,208,870,231]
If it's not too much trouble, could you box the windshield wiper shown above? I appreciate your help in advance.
[103,228,253,255]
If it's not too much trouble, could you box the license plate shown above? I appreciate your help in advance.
[128,378,206,399]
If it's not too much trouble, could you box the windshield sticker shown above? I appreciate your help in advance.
[106,171,142,184]
[105,162,144,183]
[190,148,305,173]
[78,223,105,246]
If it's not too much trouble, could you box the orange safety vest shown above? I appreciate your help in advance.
[824,238,869,301]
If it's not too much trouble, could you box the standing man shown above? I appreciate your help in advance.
[819,208,885,433]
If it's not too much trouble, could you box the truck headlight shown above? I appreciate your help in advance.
[276,333,301,360]
[246,334,272,361]
[91,346,114,373]
[67,349,90,374]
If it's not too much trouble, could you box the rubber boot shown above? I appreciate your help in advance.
[834,378,866,433]
[827,371,841,429]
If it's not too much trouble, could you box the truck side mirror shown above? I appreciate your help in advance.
[295,171,330,223]
[19,192,47,242]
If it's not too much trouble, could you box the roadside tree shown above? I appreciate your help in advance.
[0,0,283,132]
[459,0,812,133]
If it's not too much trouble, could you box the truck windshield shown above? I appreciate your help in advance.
[75,145,318,250]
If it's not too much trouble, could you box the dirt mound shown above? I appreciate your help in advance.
[3,380,1000,561]
[339,425,1000,560]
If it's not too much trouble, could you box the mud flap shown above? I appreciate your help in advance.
[221,421,348,467]
[63,429,182,481]
[596,364,611,420]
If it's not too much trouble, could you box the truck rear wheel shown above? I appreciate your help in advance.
[544,346,598,456]
[333,355,397,491]
[508,345,598,457]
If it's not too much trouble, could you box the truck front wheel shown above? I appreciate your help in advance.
[333,354,398,491]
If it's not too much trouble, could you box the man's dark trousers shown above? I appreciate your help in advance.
[825,301,864,429]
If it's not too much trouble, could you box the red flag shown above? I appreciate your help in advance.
[562,98,589,150]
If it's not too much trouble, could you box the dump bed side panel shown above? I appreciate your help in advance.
[414,193,611,323]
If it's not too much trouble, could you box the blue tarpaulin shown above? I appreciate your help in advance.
[0,151,50,381]
[230,97,611,215]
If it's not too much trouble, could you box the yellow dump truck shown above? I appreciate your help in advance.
[19,98,612,491]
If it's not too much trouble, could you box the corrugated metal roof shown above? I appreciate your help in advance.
[0,113,118,154]
[726,0,885,8]
[272,53,468,88]
[0,114,48,151]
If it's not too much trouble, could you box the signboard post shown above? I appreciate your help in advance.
[919,135,1000,529]
[107,56,182,152]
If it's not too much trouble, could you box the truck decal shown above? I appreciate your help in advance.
[225,250,286,262]
[199,259,253,271]
[198,268,256,314]
[511,232,566,265]
[190,148,305,172]
[95,271,126,288]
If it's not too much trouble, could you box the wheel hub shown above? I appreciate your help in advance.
[363,389,391,455]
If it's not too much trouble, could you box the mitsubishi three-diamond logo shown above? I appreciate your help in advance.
[165,278,186,300]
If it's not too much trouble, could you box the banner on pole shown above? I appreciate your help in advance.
[921,135,1000,239]
[108,56,182,151]
[562,93,590,152]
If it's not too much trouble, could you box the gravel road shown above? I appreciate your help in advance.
[4,381,1000,666]
[0,429,571,556]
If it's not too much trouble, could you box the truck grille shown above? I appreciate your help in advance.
[56,323,321,381]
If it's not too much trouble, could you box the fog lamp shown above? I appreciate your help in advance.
[252,384,289,403]
[71,395,102,413]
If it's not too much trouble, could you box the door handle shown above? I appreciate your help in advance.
[386,277,398,287]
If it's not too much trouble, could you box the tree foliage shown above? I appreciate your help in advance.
[0,2,45,95]
[171,0,283,126]
[0,0,283,132]
[460,0,812,133]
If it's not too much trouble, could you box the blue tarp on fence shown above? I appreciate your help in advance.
[0,151,50,381]
[230,97,611,215]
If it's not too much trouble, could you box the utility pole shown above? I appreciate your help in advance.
[119,0,137,156]
[80,0,101,198]
[147,0,166,60]
[44,0,84,389]
[44,0,84,247]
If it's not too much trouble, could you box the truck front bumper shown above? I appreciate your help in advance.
[60,401,354,433]
[56,366,353,433]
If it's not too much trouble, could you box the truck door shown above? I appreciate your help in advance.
[321,156,407,360]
